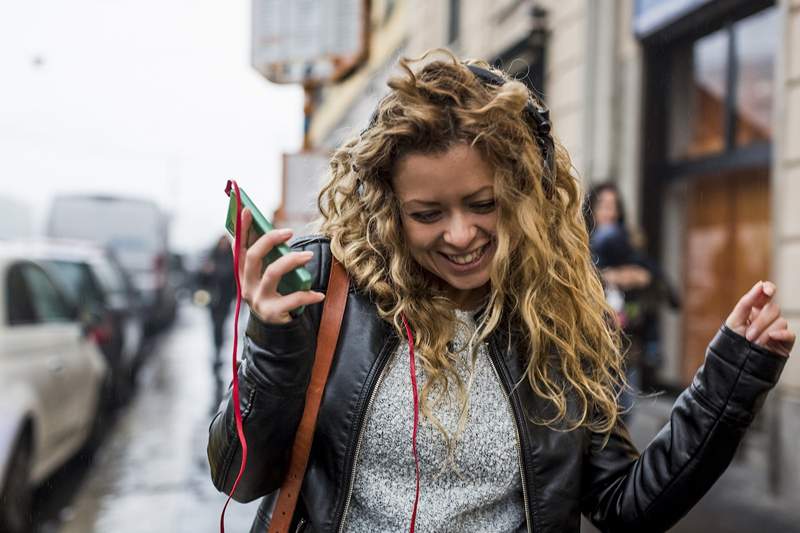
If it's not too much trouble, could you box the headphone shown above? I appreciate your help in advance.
[358,63,556,191]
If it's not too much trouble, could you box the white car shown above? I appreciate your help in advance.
[0,243,108,533]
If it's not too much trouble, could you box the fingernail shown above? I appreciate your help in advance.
[763,283,775,297]
[302,251,314,257]
[746,328,755,341]
[279,228,293,236]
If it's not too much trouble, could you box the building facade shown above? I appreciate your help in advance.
[305,0,800,500]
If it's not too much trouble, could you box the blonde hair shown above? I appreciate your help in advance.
[317,49,624,437]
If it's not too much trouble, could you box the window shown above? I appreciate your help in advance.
[734,8,777,147]
[44,260,106,309]
[6,264,37,325]
[92,259,127,296]
[667,5,778,162]
[21,263,74,323]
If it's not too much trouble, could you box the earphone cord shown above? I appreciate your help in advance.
[400,314,421,533]
[219,180,247,533]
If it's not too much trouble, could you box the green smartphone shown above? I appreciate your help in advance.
[225,184,313,315]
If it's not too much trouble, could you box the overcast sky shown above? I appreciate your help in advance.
[0,0,304,254]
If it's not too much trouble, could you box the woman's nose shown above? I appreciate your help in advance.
[443,215,477,249]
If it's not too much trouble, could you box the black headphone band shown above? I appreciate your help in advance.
[465,65,555,183]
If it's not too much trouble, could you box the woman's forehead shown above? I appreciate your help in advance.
[392,144,494,201]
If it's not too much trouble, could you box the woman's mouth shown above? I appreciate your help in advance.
[439,241,492,269]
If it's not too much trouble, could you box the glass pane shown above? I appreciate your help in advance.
[6,265,37,325]
[92,259,126,295]
[688,29,728,158]
[21,264,73,322]
[44,260,105,308]
[668,27,728,161]
[734,7,777,146]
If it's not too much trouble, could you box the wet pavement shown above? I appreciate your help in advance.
[35,302,259,533]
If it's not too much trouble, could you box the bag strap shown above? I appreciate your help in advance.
[268,256,349,533]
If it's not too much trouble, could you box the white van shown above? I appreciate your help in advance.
[46,194,176,332]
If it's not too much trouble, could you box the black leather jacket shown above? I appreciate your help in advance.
[207,236,785,533]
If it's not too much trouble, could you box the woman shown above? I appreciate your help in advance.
[207,51,794,533]
[584,182,680,411]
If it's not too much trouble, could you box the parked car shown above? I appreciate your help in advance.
[0,243,108,533]
[30,240,146,406]
[45,194,177,333]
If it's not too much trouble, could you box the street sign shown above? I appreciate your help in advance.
[252,0,370,85]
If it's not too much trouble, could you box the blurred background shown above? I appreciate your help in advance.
[1,0,799,532]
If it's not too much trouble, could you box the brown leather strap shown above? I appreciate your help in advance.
[268,258,349,533]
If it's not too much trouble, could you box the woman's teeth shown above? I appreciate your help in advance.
[446,243,487,265]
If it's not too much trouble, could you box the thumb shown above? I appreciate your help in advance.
[726,281,775,332]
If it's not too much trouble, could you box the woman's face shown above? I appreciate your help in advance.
[392,143,497,309]
[594,189,619,226]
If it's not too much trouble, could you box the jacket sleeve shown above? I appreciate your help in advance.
[206,238,327,503]
[581,324,786,532]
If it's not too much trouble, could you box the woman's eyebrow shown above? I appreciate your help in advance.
[402,186,494,208]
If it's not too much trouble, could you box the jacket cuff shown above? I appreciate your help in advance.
[716,325,786,383]
[242,310,316,393]
[691,324,786,426]
[246,309,310,353]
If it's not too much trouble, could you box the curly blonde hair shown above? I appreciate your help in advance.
[316,49,624,437]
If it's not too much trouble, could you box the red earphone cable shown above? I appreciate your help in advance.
[220,179,247,533]
[401,314,420,533]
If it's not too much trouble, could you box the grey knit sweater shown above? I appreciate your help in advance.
[342,309,525,533]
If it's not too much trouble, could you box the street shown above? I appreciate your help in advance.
[29,301,800,533]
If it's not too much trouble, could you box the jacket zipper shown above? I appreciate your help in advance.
[335,337,398,533]
[294,517,306,532]
[486,341,533,533]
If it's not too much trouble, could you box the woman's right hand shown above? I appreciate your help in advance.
[235,208,326,325]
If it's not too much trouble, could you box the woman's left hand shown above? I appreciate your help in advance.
[726,281,795,357]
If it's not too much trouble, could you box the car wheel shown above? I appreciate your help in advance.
[0,432,33,533]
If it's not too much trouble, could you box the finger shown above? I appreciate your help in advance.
[747,306,760,327]
[276,290,326,315]
[755,317,787,346]
[726,281,774,330]
[259,251,314,295]
[747,301,781,342]
[251,290,325,325]
[243,228,293,292]
[766,329,795,357]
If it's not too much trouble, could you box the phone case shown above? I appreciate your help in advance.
[225,184,313,315]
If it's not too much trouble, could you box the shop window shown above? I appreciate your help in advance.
[667,5,777,162]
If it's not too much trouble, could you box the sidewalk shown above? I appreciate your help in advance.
[584,395,800,532]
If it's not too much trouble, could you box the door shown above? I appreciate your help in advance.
[3,263,73,457]
[681,168,771,383]
[18,264,96,445]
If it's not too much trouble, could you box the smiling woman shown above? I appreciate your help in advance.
[207,49,794,533]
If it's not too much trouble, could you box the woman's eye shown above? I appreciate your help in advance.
[471,201,496,213]
[411,211,441,223]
